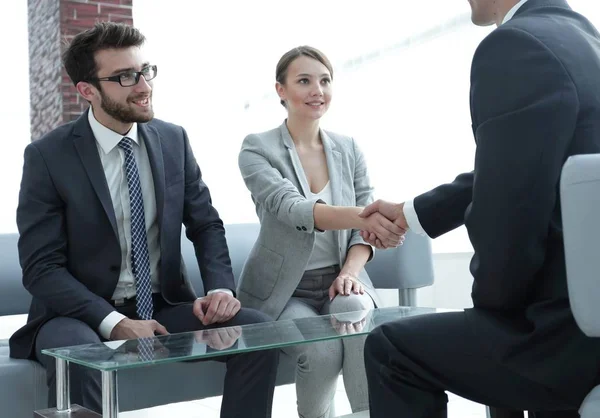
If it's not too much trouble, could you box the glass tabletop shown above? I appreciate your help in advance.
[43,306,452,372]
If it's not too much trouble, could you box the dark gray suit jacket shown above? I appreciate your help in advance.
[412,0,600,399]
[10,110,235,359]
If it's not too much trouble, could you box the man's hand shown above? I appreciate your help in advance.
[359,200,407,249]
[193,292,241,326]
[328,272,364,300]
[359,210,405,248]
[194,326,242,350]
[110,318,169,341]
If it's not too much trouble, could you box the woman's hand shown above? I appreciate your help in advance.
[330,316,367,335]
[360,211,405,248]
[328,272,364,300]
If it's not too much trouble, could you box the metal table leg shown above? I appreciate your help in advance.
[56,358,71,412]
[34,358,101,417]
[102,370,118,418]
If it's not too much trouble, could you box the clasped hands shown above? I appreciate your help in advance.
[358,200,408,249]
[110,292,241,341]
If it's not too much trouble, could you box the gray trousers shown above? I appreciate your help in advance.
[279,265,375,418]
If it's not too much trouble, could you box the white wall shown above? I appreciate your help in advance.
[133,2,495,255]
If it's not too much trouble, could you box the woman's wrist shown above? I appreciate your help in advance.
[355,208,368,231]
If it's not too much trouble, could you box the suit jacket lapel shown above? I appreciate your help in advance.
[73,111,119,238]
[321,129,342,252]
[139,123,165,230]
[320,129,342,206]
[280,122,311,197]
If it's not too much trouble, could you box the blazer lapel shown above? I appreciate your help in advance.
[321,129,342,206]
[321,129,342,252]
[139,123,165,230]
[280,122,311,197]
[72,111,118,237]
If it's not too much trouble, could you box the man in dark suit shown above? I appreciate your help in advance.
[10,22,278,417]
[359,0,600,417]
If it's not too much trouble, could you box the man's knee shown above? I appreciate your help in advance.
[36,317,101,356]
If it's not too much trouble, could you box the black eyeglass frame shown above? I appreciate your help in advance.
[89,65,157,87]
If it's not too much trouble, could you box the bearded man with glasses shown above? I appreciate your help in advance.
[9,22,279,417]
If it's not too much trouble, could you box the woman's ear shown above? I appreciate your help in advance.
[275,82,286,103]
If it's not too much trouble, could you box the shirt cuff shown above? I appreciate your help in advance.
[98,311,127,340]
[207,288,233,297]
[403,199,428,237]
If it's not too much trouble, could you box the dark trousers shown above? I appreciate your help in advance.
[364,312,582,418]
[35,297,279,418]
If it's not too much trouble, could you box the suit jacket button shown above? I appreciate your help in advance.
[301,226,307,231]
[109,265,119,272]
[296,226,301,231]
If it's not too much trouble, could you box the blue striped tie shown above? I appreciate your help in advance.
[118,137,154,321]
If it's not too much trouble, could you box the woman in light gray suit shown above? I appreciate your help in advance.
[237,46,404,418]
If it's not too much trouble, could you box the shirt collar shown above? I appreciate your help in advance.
[502,0,529,24]
[88,108,139,154]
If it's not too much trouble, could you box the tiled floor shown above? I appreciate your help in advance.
[120,377,488,417]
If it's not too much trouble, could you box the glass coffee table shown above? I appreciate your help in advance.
[35,306,448,417]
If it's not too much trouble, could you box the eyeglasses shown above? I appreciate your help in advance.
[91,65,157,87]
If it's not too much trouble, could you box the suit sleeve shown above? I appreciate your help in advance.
[238,134,322,233]
[181,128,235,293]
[413,172,474,238]
[348,138,375,257]
[17,143,115,329]
[466,27,578,310]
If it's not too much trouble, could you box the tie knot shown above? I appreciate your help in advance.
[118,137,133,152]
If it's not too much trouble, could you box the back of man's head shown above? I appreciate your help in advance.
[62,22,145,88]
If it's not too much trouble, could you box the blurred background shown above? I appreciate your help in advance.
[2,0,599,308]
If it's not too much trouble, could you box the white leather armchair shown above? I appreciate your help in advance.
[560,154,600,418]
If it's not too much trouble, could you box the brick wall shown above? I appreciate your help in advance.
[28,0,133,140]
[28,0,62,141]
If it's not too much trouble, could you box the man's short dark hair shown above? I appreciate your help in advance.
[62,22,145,88]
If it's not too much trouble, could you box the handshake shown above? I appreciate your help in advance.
[358,200,408,249]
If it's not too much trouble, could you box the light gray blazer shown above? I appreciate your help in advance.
[237,121,382,320]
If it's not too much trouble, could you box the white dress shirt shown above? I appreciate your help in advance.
[403,0,529,235]
[89,110,161,338]
[89,110,231,340]
[502,0,529,25]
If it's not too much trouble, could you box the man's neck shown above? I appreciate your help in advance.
[495,0,523,26]
[91,106,133,136]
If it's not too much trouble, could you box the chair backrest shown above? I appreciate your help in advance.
[181,224,434,296]
[560,154,600,337]
[0,233,32,316]
[180,223,261,296]
[364,231,434,290]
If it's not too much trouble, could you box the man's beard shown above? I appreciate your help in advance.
[99,91,154,124]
